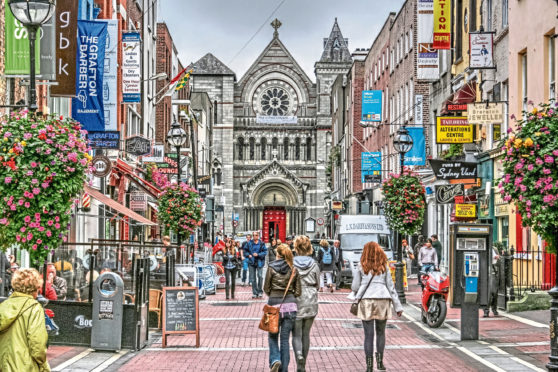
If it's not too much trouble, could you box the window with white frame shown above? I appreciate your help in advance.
[502,0,508,28]
[549,35,556,100]
[521,52,528,113]
[390,49,394,71]
[409,81,414,122]
[405,32,408,55]
[486,0,492,32]
[409,28,413,50]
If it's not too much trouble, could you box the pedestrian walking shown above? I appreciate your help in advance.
[418,238,438,275]
[263,244,302,372]
[0,268,50,372]
[431,234,443,265]
[268,238,279,264]
[484,246,500,317]
[332,240,343,288]
[241,234,252,286]
[317,239,336,292]
[292,236,320,372]
[244,231,267,298]
[222,239,241,300]
[401,240,414,279]
[352,242,403,372]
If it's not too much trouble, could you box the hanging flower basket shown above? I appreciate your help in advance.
[157,182,202,240]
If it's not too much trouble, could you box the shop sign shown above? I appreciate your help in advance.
[467,102,503,125]
[143,144,164,163]
[102,20,118,131]
[455,204,476,218]
[92,156,112,178]
[156,156,178,174]
[361,151,382,183]
[435,184,464,204]
[436,117,473,143]
[404,128,426,166]
[88,131,120,149]
[125,136,151,156]
[4,2,40,75]
[433,0,451,50]
[415,95,424,125]
[331,201,343,210]
[51,0,78,96]
[361,90,383,122]
[494,189,509,216]
[469,32,494,69]
[429,160,477,180]
[122,32,141,102]
[198,175,211,185]
[447,104,468,112]
[478,194,491,218]
[417,0,439,80]
[130,192,147,211]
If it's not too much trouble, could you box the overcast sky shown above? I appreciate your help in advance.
[158,0,405,80]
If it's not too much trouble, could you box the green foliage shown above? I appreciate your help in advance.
[157,182,202,240]
[442,144,464,160]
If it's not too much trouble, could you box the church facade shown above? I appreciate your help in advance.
[190,19,352,241]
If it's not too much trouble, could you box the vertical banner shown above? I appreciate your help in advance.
[415,95,424,125]
[433,0,451,49]
[404,128,426,166]
[361,152,382,184]
[469,32,495,69]
[122,32,141,103]
[71,21,107,132]
[361,90,383,122]
[102,20,118,130]
[417,0,439,80]
[38,14,56,80]
[4,2,40,75]
[51,0,78,96]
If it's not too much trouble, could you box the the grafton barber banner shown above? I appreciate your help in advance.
[255,115,297,124]
[469,32,494,69]
[88,131,120,149]
[416,0,439,80]
[51,0,78,96]
[436,116,473,143]
[429,160,477,180]
[361,90,383,122]
[404,128,426,166]
[433,0,451,50]
[71,21,107,132]
[435,184,465,204]
[467,102,503,125]
[122,32,141,103]
[4,2,40,75]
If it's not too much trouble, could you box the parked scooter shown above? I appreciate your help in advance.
[420,270,449,328]
[37,295,59,336]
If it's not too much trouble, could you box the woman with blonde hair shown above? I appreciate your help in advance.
[317,239,336,292]
[351,242,403,372]
[222,239,241,299]
[0,268,50,371]
[264,244,302,372]
[292,235,320,372]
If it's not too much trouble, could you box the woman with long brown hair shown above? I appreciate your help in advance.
[222,239,240,300]
[264,244,302,372]
[351,241,403,372]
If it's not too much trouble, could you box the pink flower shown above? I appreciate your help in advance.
[26,170,33,176]
[47,220,53,226]
[536,158,544,165]
[24,202,30,208]
[55,223,60,229]
[41,182,49,189]
[38,226,45,232]
[30,161,38,168]
[4,177,12,184]
[545,155,554,164]
[32,244,37,250]
[527,164,534,171]
[46,230,52,237]
[32,188,40,195]
[544,168,552,175]
[31,179,38,184]
[0,218,7,225]
[36,239,42,244]
[18,199,23,206]
[24,216,31,223]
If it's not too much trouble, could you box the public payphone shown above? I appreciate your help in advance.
[449,223,491,340]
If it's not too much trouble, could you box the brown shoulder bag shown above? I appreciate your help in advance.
[258,268,297,333]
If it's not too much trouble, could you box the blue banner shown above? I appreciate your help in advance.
[404,127,426,166]
[361,90,382,122]
[87,131,120,149]
[72,21,107,132]
[361,152,382,183]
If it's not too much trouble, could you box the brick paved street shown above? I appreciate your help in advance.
[42,282,548,371]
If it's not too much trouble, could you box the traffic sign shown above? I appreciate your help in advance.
[232,220,239,227]
[317,218,324,226]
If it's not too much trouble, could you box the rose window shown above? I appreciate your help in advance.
[260,88,290,116]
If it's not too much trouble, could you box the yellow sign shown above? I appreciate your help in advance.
[436,116,473,143]
[467,102,504,125]
[433,0,451,49]
[455,204,477,218]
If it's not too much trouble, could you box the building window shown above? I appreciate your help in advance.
[306,137,312,161]
[390,49,394,72]
[295,137,301,160]
[455,0,463,61]
[261,137,267,160]
[549,36,556,100]
[469,0,477,32]
[237,137,244,160]
[405,32,409,54]
[502,0,508,27]
[486,0,492,32]
[521,52,528,113]
[272,137,278,149]
[249,137,255,160]
[409,28,413,50]
[283,137,289,160]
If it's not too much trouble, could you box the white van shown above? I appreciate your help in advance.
[336,215,393,283]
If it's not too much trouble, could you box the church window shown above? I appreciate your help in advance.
[283,138,289,160]
[249,137,255,160]
[261,137,267,160]
[261,87,290,116]
[295,138,301,160]
[237,137,244,160]
[306,137,312,161]
[272,137,278,149]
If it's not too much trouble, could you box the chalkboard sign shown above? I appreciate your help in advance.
[162,287,199,348]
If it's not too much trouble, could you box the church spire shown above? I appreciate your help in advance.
[319,18,352,63]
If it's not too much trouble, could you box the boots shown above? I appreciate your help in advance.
[375,352,386,371]
[296,354,306,372]
[366,356,374,372]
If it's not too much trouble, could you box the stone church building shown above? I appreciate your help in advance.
[190,19,352,241]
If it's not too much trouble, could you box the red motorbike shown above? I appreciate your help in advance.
[420,270,449,328]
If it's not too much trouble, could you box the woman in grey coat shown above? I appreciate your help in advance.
[352,241,403,372]
[292,236,320,372]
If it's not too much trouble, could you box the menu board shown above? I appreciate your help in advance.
[162,287,199,348]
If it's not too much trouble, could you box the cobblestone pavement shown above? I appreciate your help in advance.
[47,282,550,371]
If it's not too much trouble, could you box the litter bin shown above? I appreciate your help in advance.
[91,272,124,351]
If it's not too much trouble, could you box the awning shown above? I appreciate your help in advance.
[84,185,157,226]
[442,81,477,115]
[148,201,158,211]
[114,159,162,199]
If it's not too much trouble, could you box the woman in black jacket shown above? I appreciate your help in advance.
[264,244,302,372]
[317,239,336,292]
[222,239,240,300]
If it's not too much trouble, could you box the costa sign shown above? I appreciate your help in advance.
[435,184,464,204]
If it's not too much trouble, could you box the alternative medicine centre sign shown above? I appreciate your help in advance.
[436,117,473,143]
[361,90,382,122]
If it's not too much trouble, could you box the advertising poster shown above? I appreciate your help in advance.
[4,2,40,75]
[469,32,494,69]
[455,204,477,218]
[361,151,382,183]
[433,0,451,49]
[122,32,141,102]
[404,128,426,166]
[361,90,383,122]
[102,20,118,130]
[71,21,108,132]
[417,0,439,80]
[436,116,473,143]
[51,0,78,96]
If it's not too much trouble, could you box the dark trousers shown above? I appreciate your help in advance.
[292,316,315,368]
[224,268,237,298]
[362,319,387,356]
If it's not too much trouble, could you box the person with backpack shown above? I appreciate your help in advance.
[317,239,336,293]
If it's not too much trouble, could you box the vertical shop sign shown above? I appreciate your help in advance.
[404,128,426,166]
[39,14,56,80]
[102,20,118,130]
[361,90,383,122]
[122,32,141,102]
[433,0,451,49]
[71,21,107,132]
[417,0,439,80]
[469,32,495,69]
[51,0,78,96]
[4,2,40,75]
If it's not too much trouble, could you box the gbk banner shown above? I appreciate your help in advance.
[71,21,107,132]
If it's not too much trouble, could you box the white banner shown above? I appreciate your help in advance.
[103,20,118,130]
[143,144,164,163]
[417,0,439,80]
[256,115,297,124]
[122,32,141,102]
[415,95,424,125]
[469,32,494,69]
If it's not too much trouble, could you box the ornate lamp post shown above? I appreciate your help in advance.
[8,0,56,112]
[392,127,414,303]
[167,121,188,261]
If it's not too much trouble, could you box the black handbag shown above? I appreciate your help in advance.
[350,272,375,316]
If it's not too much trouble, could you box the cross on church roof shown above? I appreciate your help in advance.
[271,18,282,38]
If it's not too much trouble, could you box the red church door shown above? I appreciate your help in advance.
[262,207,286,243]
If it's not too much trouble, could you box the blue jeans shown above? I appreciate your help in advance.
[422,263,435,273]
[268,312,296,371]
[249,265,263,296]
[242,258,249,283]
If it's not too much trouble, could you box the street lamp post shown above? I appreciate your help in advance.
[392,126,414,304]
[8,0,56,112]
[167,121,188,262]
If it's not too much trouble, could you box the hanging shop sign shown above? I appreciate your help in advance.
[469,32,495,69]
[436,116,473,143]
[417,0,439,80]
[429,160,477,180]
[361,151,382,183]
[51,0,78,96]
[125,136,151,156]
[404,128,426,166]
[494,189,509,217]
[92,156,112,178]
[156,156,178,174]
[435,184,464,204]
[447,103,468,112]
[143,144,164,163]
[4,2,40,75]
[255,115,297,124]
[433,0,451,50]
[467,102,503,125]
[102,20,118,131]
[455,204,477,218]
[122,32,141,103]
[88,131,120,149]
[198,175,211,185]
[331,201,344,211]
[361,90,383,122]
[130,192,147,211]
[71,21,108,132]
[415,95,424,125]
[38,12,56,80]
